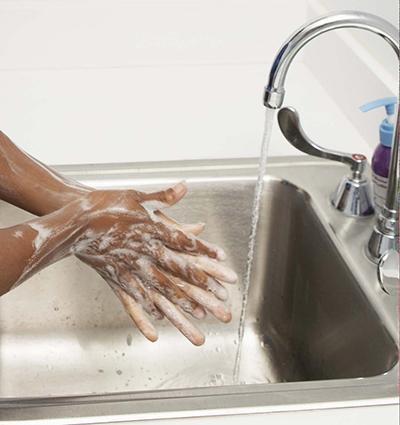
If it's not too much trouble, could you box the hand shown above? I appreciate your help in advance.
[72,182,237,345]
[0,131,236,342]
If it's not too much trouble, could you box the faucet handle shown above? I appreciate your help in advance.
[278,107,365,172]
[278,106,375,217]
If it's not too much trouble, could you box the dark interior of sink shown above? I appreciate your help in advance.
[247,178,398,382]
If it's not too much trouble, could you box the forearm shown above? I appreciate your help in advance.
[0,199,88,295]
[0,131,91,216]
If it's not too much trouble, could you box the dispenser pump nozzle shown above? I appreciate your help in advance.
[360,97,398,147]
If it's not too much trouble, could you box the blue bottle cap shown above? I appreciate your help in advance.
[360,97,398,148]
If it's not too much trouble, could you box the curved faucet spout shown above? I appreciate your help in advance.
[264,11,399,109]
[263,11,399,263]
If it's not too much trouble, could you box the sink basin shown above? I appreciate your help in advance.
[247,178,397,382]
[0,157,398,422]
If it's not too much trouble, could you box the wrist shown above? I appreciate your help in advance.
[30,198,92,256]
[42,184,93,215]
[8,198,91,289]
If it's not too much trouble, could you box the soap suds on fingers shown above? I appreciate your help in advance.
[7,181,236,346]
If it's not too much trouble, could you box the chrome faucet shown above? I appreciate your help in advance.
[264,11,399,263]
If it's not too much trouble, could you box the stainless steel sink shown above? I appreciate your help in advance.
[0,157,398,423]
[248,178,397,382]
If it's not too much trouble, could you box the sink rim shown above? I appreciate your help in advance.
[2,361,398,404]
[1,366,398,422]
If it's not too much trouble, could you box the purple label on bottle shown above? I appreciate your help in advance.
[372,171,388,211]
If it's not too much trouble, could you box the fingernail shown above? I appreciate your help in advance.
[185,222,205,235]
[222,268,238,284]
[217,247,227,261]
[192,333,206,346]
[145,330,159,342]
[194,223,205,232]
[193,306,206,320]
[213,283,228,301]
[173,181,187,197]
[220,311,232,323]
[184,222,205,230]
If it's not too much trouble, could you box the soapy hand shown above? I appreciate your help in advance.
[72,182,237,345]
[0,131,237,345]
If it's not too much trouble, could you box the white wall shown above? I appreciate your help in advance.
[304,0,398,150]
[0,0,396,165]
[0,0,309,164]
[314,0,397,25]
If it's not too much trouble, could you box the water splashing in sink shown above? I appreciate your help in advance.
[233,108,276,383]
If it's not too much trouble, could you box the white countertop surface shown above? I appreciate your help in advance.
[109,403,399,425]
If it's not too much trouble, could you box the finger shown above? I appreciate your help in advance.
[130,222,225,260]
[76,253,164,315]
[149,290,205,346]
[180,253,238,284]
[154,210,205,236]
[135,258,206,320]
[107,279,158,342]
[118,271,164,321]
[173,277,232,323]
[131,241,227,300]
[153,222,226,260]
[138,242,229,300]
[140,182,188,209]
[83,253,164,321]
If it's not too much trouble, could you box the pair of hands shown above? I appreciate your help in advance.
[0,130,237,345]
[58,183,237,345]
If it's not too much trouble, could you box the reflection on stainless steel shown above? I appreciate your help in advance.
[0,157,398,423]
[377,249,399,295]
[263,11,399,262]
[277,107,374,217]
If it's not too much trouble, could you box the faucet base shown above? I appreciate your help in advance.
[366,207,399,263]
[330,175,374,217]
[367,228,398,264]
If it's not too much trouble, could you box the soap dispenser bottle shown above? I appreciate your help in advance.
[360,97,398,212]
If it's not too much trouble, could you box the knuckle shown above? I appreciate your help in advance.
[162,188,176,204]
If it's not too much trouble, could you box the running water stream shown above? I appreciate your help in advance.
[233,108,276,383]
